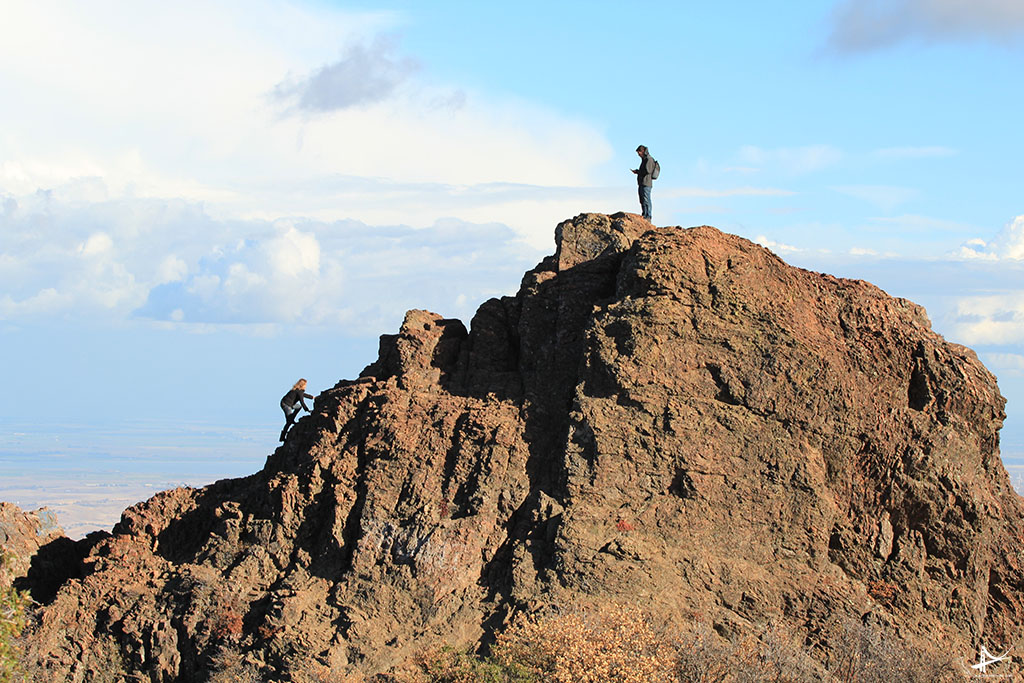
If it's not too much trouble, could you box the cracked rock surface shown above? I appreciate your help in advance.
[7,213,1024,681]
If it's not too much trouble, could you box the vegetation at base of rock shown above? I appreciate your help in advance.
[828,619,957,683]
[413,603,958,683]
[415,647,537,683]
[207,646,263,683]
[0,552,31,683]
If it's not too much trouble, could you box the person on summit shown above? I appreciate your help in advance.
[280,378,314,441]
[631,144,657,221]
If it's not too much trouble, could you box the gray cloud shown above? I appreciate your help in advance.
[827,0,1024,52]
[274,38,418,112]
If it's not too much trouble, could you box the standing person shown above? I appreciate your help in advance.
[632,145,655,221]
[280,378,314,442]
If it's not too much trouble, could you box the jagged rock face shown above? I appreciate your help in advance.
[0,503,64,588]
[16,213,1024,681]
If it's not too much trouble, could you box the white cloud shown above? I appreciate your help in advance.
[950,292,1024,345]
[955,216,1024,260]
[955,239,998,261]
[264,227,320,279]
[995,216,1024,259]
[0,288,67,318]
[827,0,1024,52]
[737,145,843,174]
[0,189,542,331]
[983,352,1024,375]
[156,256,189,284]
[80,232,114,256]
[754,235,802,254]
[0,1,613,248]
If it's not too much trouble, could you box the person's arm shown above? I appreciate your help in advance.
[299,393,313,411]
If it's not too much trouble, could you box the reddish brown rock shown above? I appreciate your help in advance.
[0,502,64,586]
[13,213,1024,680]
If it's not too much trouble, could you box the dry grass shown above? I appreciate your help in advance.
[410,603,956,683]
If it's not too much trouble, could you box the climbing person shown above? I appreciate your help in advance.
[631,145,658,221]
[280,378,314,441]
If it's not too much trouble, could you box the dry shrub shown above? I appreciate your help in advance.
[208,645,262,683]
[492,603,684,683]
[417,646,536,683]
[291,655,374,683]
[210,610,244,642]
[674,625,823,683]
[829,619,957,683]
[488,604,826,683]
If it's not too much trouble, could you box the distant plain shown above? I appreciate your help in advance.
[1,419,275,539]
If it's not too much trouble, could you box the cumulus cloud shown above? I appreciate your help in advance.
[754,235,802,254]
[950,292,1024,345]
[982,352,1024,375]
[955,216,1024,260]
[273,38,418,113]
[827,0,1024,52]
[80,232,114,256]
[156,255,189,284]
[0,189,542,332]
[995,216,1024,259]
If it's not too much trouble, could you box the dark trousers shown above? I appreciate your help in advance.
[638,185,652,220]
[280,402,299,441]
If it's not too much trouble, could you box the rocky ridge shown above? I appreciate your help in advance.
[6,212,1024,681]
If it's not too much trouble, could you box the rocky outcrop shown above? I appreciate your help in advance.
[0,503,64,587]
[13,213,1024,680]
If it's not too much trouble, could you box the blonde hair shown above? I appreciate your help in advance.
[292,378,307,391]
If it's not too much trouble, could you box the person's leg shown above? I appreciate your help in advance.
[638,185,645,217]
[640,185,652,220]
[280,405,296,441]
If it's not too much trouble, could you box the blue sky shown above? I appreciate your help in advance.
[2,1,1023,532]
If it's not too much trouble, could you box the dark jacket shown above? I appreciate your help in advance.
[635,155,655,187]
[281,389,313,411]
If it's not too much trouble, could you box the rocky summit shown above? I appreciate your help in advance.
[6,213,1024,681]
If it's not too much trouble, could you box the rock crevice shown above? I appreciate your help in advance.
[6,212,1024,681]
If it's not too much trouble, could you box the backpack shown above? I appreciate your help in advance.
[651,158,660,180]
